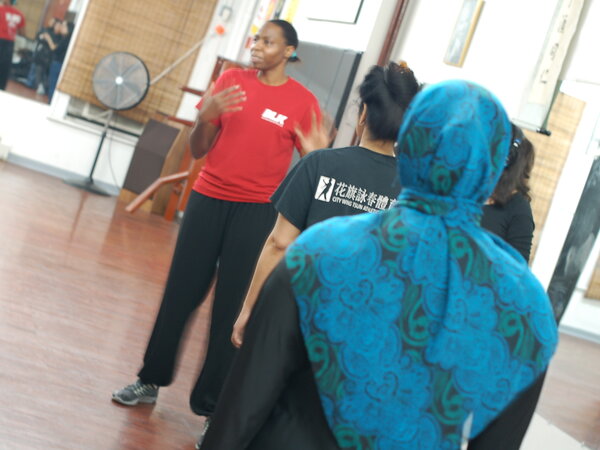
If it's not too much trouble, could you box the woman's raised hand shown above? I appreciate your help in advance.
[295,109,337,155]
[198,82,247,122]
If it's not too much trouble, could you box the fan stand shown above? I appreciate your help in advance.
[63,31,222,197]
[64,110,113,196]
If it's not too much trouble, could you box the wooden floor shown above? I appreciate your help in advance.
[0,161,599,449]
[5,80,49,104]
[0,162,212,449]
[536,333,600,449]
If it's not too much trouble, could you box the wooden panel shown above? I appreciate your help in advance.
[58,0,218,123]
[118,188,152,213]
[526,93,586,260]
[152,125,190,215]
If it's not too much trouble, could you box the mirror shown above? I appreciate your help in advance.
[2,0,83,104]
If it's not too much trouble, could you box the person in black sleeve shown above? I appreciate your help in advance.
[472,123,546,449]
[481,124,535,262]
[231,61,421,348]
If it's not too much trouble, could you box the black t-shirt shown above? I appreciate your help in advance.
[271,146,400,230]
[481,192,534,262]
[53,34,71,63]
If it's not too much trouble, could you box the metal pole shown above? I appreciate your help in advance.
[87,110,113,182]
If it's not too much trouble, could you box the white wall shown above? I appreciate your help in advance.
[176,0,259,121]
[392,0,559,119]
[561,0,600,87]
[0,91,137,189]
[332,0,399,147]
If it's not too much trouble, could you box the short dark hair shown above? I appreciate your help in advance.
[358,62,420,141]
[490,124,535,204]
[268,20,300,62]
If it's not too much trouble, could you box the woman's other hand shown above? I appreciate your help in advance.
[231,308,251,348]
[295,109,336,155]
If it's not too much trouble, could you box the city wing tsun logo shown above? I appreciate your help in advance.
[315,176,335,202]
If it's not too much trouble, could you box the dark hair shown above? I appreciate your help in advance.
[490,124,535,204]
[268,19,300,63]
[358,61,420,141]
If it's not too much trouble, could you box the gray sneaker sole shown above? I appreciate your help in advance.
[195,418,211,449]
[111,393,157,406]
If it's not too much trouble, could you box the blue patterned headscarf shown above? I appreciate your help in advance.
[286,80,558,449]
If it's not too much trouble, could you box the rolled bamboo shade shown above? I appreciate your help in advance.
[58,0,218,123]
[526,93,586,261]
[585,256,600,299]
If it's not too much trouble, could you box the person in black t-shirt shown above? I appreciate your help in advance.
[43,19,73,102]
[27,17,59,93]
[231,62,420,348]
[481,124,536,262]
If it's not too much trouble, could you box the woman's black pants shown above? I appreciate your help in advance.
[0,39,15,90]
[138,191,276,416]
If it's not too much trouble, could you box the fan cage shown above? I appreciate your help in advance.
[92,52,150,111]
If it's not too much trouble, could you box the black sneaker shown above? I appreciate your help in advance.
[112,379,158,406]
[195,417,211,449]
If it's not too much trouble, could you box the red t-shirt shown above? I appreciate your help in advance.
[0,6,25,41]
[193,69,321,203]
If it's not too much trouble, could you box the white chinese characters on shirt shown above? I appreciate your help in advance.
[314,175,396,213]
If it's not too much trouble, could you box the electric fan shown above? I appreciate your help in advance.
[65,52,150,195]
[64,25,226,196]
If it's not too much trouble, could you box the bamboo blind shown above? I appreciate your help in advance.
[58,0,218,123]
[526,93,586,261]
[585,255,600,299]
[18,0,47,39]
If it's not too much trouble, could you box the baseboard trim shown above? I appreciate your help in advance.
[6,154,120,196]
[559,324,600,344]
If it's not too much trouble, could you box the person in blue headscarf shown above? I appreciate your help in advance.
[199,80,558,450]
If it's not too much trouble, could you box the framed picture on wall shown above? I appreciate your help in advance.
[305,0,364,24]
[444,0,485,67]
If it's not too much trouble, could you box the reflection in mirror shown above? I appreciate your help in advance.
[1,0,83,104]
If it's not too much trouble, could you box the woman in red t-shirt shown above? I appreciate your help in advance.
[0,0,26,90]
[112,18,327,443]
